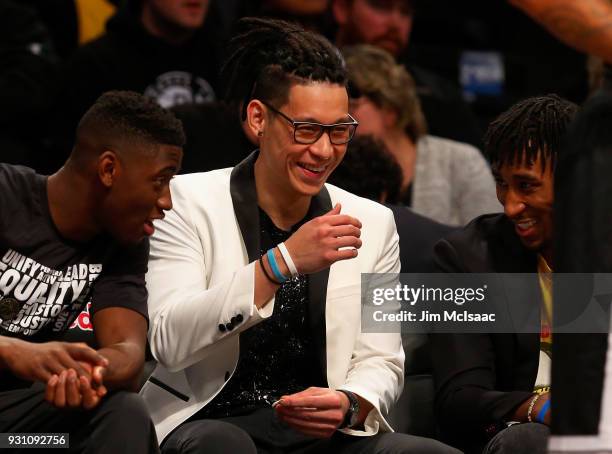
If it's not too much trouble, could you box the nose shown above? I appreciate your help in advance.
[309,130,334,160]
[157,186,173,212]
[502,189,526,219]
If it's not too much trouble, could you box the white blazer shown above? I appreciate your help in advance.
[140,153,404,442]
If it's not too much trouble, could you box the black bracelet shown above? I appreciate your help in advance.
[259,254,281,285]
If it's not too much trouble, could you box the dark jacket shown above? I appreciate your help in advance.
[389,205,455,274]
[431,213,540,451]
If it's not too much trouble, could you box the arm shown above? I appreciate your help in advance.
[92,307,147,391]
[148,180,362,372]
[510,0,612,63]
[275,207,402,437]
[338,208,404,433]
[146,185,279,372]
[431,238,533,443]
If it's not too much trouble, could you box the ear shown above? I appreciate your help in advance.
[97,150,120,188]
[246,99,267,139]
[332,0,351,25]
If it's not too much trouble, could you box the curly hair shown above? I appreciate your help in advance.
[220,17,347,119]
[77,90,185,148]
[328,134,402,203]
[484,94,577,172]
[342,44,427,142]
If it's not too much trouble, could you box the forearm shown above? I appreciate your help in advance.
[149,262,275,370]
[0,335,14,369]
[97,342,144,391]
[510,0,612,63]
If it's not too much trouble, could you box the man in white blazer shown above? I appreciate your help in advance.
[140,17,460,454]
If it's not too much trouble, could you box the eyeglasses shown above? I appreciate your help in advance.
[262,101,359,145]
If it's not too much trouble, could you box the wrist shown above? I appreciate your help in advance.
[0,336,17,370]
[337,389,360,428]
[273,247,291,278]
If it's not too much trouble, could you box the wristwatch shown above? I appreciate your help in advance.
[338,389,360,428]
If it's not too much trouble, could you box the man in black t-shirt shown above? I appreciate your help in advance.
[0,90,184,453]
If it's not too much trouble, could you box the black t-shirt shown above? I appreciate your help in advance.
[0,164,149,382]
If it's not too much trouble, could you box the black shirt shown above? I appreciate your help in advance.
[197,207,321,418]
[0,164,149,388]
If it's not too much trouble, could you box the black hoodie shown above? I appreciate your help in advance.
[48,0,223,168]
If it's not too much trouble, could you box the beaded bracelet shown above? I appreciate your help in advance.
[527,393,542,422]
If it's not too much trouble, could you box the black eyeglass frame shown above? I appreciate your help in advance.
[261,101,359,145]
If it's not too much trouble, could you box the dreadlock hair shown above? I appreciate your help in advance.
[76,90,186,149]
[220,17,347,120]
[484,94,577,173]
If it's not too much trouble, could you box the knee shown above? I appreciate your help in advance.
[485,423,549,454]
[100,391,152,429]
[163,419,256,454]
[373,432,462,454]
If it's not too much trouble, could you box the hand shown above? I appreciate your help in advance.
[2,338,108,384]
[44,368,107,410]
[284,204,362,275]
[274,387,350,438]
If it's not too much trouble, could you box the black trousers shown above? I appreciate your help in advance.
[0,384,159,453]
[162,407,461,454]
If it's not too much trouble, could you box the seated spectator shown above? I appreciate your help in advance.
[332,0,483,148]
[140,16,459,454]
[343,44,500,226]
[328,134,456,273]
[430,94,577,454]
[48,0,221,172]
[0,90,184,452]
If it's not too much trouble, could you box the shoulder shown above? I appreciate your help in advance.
[443,213,510,248]
[171,168,232,203]
[419,135,483,160]
[435,213,530,272]
[0,163,39,193]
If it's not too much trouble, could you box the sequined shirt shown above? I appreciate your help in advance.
[197,207,322,418]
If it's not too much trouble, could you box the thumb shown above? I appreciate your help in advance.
[324,203,341,216]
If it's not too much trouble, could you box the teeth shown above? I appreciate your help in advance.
[300,164,325,172]
[517,220,536,229]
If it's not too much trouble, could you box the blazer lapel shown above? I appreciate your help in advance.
[230,151,260,261]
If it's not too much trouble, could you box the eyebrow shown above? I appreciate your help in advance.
[295,115,353,124]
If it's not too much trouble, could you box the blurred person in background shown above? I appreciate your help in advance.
[0,0,58,168]
[332,0,483,148]
[343,44,499,226]
[47,0,222,174]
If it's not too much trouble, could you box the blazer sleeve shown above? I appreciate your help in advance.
[146,182,275,372]
[340,208,405,435]
[430,237,533,445]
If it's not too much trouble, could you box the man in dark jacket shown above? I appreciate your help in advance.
[431,94,577,454]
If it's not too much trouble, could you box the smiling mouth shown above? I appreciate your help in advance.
[515,219,537,231]
[297,162,326,174]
